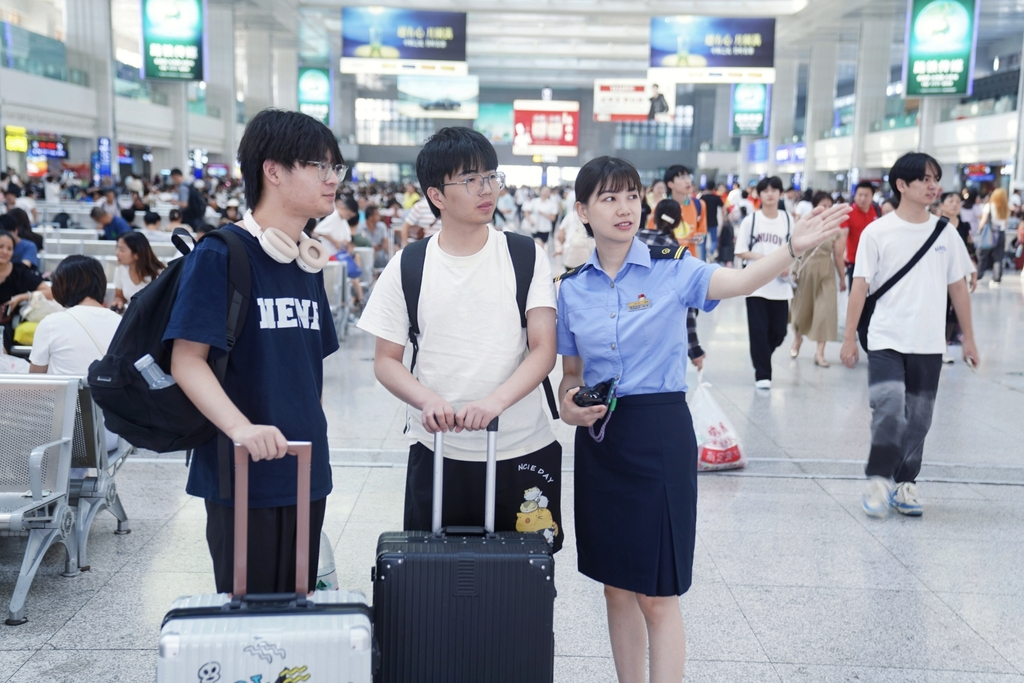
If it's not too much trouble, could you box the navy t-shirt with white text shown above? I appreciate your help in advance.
[163,224,339,507]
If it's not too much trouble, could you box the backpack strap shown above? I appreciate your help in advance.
[748,212,757,251]
[869,216,948,302]
[505,233,559,420]
[400,236,432,374]
[204,228,252,501]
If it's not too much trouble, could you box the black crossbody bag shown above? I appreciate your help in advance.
[857,216,947,351]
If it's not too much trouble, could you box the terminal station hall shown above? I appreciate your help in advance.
[2,0,1024,682]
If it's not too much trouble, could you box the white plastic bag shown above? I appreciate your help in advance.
[316,531,339,590]
[0,353,30,374]
[689,371,746,471]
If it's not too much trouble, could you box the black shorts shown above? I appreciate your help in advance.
[205,498,327,594]
[534,231,550,243]
[404,440,563,552]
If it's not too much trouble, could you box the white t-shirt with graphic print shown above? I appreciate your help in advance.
[358,229,557,462]
[735,210,794,300]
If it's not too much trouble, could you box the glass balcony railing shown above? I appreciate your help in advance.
[870,111,918,132]
[941,95,1017,122]
[0,22,88,86]
[819,124,853,139]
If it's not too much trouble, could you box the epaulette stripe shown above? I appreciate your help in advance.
[554,266,581,282]
[675,246,685,259]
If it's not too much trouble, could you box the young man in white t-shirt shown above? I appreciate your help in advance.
[523,185,560,248]
[358,127,562,550]
[841,152,978,518]
[735,176,794,389]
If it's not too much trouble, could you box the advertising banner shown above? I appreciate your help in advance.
[142,0,204,81]
[398,75,478,119]
[474,104,514,143]
[903,0,979,96]
[298,67,332,125]
[97,137,112,177]
[341,7,467,76]
[512,100,580,157]
[649,16,775,84]
[593,80,676,122]
[730,83,770,137]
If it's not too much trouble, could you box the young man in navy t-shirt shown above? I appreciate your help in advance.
[165,109,343,593]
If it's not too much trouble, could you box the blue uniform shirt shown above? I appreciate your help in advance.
[163,224,339,508]
[556,237,720,396]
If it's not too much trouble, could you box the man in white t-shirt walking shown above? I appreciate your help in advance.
[523,185,560,248]
[735,176,794,390]
[358,127,563,550]
[841,152,978,518]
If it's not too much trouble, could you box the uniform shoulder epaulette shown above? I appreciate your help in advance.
[555,266,583,282]
[649,245,688,260]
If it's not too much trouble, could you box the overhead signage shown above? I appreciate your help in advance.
[298,67,332,125]
[903,0,979,96]
[474,104,514,143]
[746,138,769,163]
[340,7,467,76]
[592,80,676,123]
[141,0,204,81]
[775,142,806,165]
[98,137,112,177]
[649,16,775,84]
[730,83,770,137]
[512,100,580,157]
[397,75,478,119]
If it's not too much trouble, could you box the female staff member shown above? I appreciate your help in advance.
[789,191,847,367]
[113,231,164,310]
[557,157,848,683]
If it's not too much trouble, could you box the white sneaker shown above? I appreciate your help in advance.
[755,379,771,390]
[892,482,923,516]
[862,476,894,518]
[942,354,954,364]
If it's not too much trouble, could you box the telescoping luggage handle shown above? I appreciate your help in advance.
[233,442,312,597]
[431,417,499,537]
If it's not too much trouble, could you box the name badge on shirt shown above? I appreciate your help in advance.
[627,294,651,312]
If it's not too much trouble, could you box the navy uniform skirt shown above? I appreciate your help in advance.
[574,392,697,597]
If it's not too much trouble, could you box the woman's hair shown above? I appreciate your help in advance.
[0,229,14,248]
[143,211,161,226]
[888,152,942,202]
[961,187,978,208]
[653,199,681,236]
[882,197,898,210]
[989,188,1009,221]
[940,192,960,204]
[6,207,32,236]
[51,255,106,307]
[811,191,833,208]
[118,231,165,281]
[169,208,182,222]
[574,157,643,237]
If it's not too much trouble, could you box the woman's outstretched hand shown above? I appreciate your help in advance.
[790,204,852,256]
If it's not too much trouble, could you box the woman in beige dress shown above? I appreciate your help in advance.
[790,192,847,366]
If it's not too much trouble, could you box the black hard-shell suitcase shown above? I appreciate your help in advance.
[372,418,556,683]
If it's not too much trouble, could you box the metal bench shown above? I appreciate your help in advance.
[322,260,350,341]
[0,375,81,625]
[11,376,132,571]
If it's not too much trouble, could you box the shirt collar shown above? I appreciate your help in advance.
[582,237,651,276]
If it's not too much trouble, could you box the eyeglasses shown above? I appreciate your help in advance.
[303,160,349,182]
[441,172,506,195]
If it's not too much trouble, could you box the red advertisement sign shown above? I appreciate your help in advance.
[512,100,579,157]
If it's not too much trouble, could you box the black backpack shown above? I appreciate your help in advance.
[182,184,206,224]
[400,232,559,420]
[88,228,251,498]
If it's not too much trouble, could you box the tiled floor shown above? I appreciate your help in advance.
[3,274,1023,682]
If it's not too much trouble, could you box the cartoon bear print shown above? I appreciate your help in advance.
[515,486,558,545]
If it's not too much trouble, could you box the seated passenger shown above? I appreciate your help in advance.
[113,232,164,310]
[0,229,52,351]
[29,255,121,375]
[142,211,173,241]
[0,214,38,269]
[91,206,132,241]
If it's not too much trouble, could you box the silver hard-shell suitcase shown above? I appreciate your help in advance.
[157,442,373,682]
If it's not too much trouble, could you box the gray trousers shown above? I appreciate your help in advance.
[865,350,942,483]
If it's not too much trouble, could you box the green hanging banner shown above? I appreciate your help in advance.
[298,67,332,125]
[142,0,205,81]
[903,0,979,96]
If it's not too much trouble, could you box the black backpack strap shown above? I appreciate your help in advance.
[400,236,432,374]
[869,217,948,303]
[749,212,757,251]
[505,233,559,420]
[203,229,252,500]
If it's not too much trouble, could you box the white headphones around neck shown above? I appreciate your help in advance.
[242,210,329,274]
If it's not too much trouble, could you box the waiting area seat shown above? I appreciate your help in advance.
[0,375,81,625]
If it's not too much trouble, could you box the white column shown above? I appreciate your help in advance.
[273,46,299,111]
[206,4,237,166]
[245,29,274,116]
[64,0,116,177]
[802,41,838,190]
[850,15,893,173]
[157,83,191,172]
[1014,31,1024,191]
[738,136,754,185]
[767,57,798,176]
[711,84,733,150]
[335,73,357,143]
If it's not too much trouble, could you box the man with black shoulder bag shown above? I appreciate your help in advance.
[841,152,978,519]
